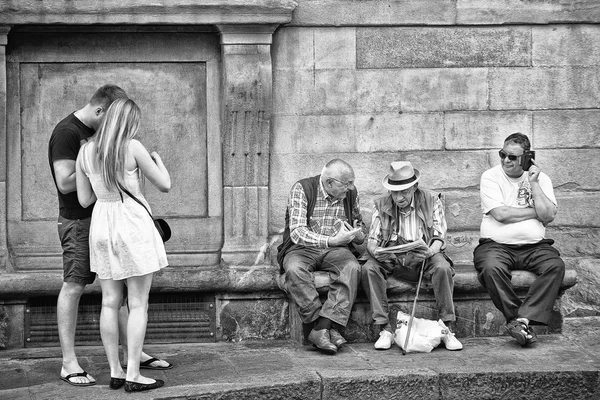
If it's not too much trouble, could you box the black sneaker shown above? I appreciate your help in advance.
[506,319,537,347]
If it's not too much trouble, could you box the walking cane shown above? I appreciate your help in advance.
[402,259,426,355]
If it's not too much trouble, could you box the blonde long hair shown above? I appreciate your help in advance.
[92,98,141,192]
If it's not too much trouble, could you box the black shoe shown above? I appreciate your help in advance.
[329,328,348,348]
[109,377,125,390]
[124,379,164,392]
[506,319,537,347]
[307,329,337,354]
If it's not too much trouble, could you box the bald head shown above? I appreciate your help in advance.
[321,159,355,200]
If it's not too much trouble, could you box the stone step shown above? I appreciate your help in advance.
[1,332,598,399]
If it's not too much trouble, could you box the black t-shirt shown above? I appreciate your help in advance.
[48,113,95,219]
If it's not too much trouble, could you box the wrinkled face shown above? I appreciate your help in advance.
[391,185,416,209]
[326,173,355,200]
[500,142,525,178]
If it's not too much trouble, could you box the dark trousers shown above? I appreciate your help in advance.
[473,238,565,325]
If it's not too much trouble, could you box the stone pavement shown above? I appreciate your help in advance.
[1,317,599,400]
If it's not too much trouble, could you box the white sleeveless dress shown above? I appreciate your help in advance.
[81,145,168,280]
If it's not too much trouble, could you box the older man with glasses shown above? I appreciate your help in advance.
[474,132,565,347]
[277,159,368,354]
[360,161,463,351]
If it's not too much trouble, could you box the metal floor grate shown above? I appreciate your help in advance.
[25,293,216,347]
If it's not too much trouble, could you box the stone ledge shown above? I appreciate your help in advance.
[0,0,298,25]
[0,266,282,297]
[304,264,578,295]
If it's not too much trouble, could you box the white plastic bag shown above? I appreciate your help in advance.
[394,311,444,353]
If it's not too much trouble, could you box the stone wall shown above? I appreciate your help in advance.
[269,1,600,318]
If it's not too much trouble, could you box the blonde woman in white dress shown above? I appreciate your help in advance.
[76,98,170,392]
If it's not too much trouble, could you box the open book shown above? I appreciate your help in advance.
[376,238,428,254]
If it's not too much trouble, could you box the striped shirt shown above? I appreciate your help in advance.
[288,180,365,248]
[368,195,446,245]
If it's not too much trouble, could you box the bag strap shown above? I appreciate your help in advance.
[117,183,154,220]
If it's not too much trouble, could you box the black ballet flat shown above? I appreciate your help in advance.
[109,377,126,390]
[124,379,164,392]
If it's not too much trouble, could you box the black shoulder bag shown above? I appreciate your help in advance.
[118,184,171,242]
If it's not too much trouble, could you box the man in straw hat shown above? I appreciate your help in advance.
[361,161,462,351]
[277,159,367,355]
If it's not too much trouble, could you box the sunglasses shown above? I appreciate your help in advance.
[498,150,522,161]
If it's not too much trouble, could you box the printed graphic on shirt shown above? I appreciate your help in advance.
[516,180,534,208]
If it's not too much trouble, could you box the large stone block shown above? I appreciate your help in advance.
[444,191,482,231]
[216,293,290,341]
[273,68,316,115]
[291,0,456,26]
[272,113,445,154]
[272,115,357,153]
[354,113,445,152]
[273,27,318,70]
[273,27,356,70]
[560,258,600,317]
[314,27,356,70]
[537,149,600,190]
[457,0,600,24]
[533,25,600,66]
[357,27,530,69]
[274,68,489,115]
[546,228,600,258]
[445,111,532,150]
[533,109,600,149]
[490,67,600,110]
[393,68,488,112]
[552,192,600,227]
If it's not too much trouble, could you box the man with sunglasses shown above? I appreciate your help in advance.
[360,161,463,351]
[277,159,367,354]
[474,132,565,347]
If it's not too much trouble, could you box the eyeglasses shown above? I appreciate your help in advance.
[498,149,522,161]
[330,177,355,189]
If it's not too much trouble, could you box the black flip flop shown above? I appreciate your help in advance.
[140,357,173,370]
[60,371,97,387]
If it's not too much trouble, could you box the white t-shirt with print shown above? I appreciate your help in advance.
[480,165,557,245]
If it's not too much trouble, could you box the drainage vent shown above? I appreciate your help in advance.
[25,293,216,347]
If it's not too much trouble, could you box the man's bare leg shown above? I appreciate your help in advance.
[57,282,96,385]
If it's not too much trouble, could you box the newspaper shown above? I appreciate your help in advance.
[376,238,428,254]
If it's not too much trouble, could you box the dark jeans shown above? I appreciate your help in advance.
[473,238,565,325]
[282,246,360,327]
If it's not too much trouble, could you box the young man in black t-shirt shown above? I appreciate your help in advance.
[49,85,171,386]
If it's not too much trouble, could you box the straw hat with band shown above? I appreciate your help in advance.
[382,161,420,191]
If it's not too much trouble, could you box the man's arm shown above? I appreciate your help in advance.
[487,206,538,224]
[365,208,396,263]
[528,162,557,224]
[481,169,539,224]
[350,192,367,245]
[425,195,448,255]
[288,182,330,248]
[53,159,77,194]
[75,148,96,208]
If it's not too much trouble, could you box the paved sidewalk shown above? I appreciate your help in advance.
[1,317,599,400]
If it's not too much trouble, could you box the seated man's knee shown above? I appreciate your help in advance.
[546,256,566,276]
[284,258,309,279]
[361,258,383,277]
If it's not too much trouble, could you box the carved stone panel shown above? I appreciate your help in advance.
[6,30,223,270]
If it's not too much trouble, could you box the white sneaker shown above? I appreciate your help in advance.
[438,320,463,351]
[374,329,394,350]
